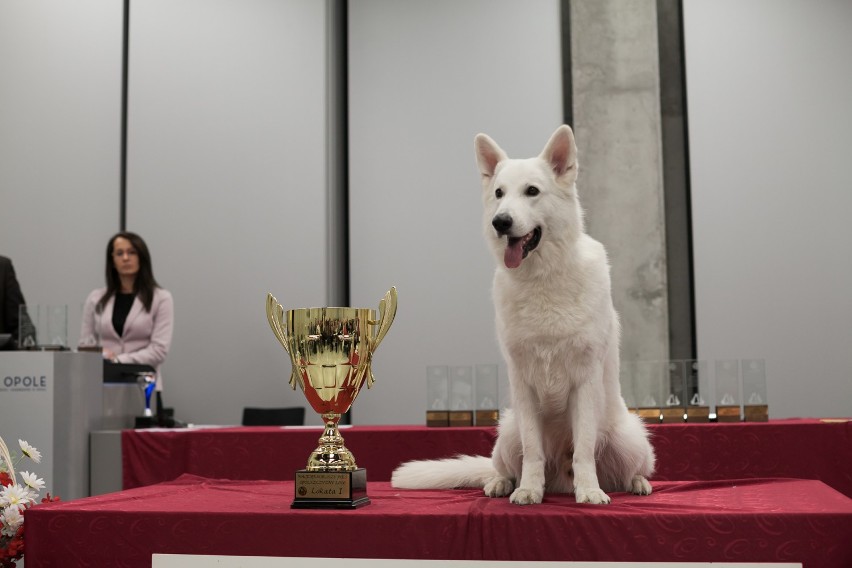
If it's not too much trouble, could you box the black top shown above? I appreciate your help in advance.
[112,293,135,336]
[0,255,35,344]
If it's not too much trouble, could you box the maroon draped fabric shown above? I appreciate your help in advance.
[26,476,852,567]
[122,419,852,497]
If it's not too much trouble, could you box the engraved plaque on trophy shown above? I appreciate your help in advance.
[266,287,397,509]
[714,360,741,422]
[426,366,450,427]
[742,359,768,422]
[449,365,474,427]
[685,360,710,423]
[474,364,499,426]
[661,360,687,423]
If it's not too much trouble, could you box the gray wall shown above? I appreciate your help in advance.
[348,0,562,424]
[2,0,849,426]
[684,0,852,418]
[0,0,122,339]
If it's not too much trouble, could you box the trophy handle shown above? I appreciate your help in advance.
[266,294,290,352]
[266,293,301,390]
[369,286,398,353]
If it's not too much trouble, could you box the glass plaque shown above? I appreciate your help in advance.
[684,360,710,422]
[426,366,449,427]
[635,360,664,425]
[17,305,37,349]
[742,358,768,422]
[45,305,68,349]
[449,365,474,426]
[620,360,638,413]
[474,364,499,426]
[661,360,686,423]
[714,360,741,422]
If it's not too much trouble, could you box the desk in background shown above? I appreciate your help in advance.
[116,419,852,498]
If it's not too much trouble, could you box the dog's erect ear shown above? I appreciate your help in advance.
[540,125,577,178]
[474,133,508,179]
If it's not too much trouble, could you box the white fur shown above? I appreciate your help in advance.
[392,125,655,505]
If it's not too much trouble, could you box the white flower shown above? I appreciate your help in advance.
[18,440,41,464]
[19,471,45,493]
[1,505,24,537]
[0,484,30,510]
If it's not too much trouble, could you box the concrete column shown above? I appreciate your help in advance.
[570,0,669,395]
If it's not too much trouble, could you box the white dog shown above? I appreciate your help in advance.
[392,125,655,505]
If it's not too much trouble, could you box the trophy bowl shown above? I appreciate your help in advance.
[266,287,397,508]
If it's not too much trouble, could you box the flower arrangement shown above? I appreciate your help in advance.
[0,436,58,567]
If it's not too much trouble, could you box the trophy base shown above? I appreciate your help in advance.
[475,409,499,427]
[449,410,473,427]
[716,405,742,422]
[637,408,661,425]
[660,408,685,424]
[426,410,449,427]
[686,406,711,423]
[292,468,369,509]
[744,404,768,422]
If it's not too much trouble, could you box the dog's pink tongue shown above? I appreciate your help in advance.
[504,240,524,269]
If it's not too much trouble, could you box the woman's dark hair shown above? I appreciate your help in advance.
[97,232,160,313]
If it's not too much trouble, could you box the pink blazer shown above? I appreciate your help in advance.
[79,287,174,391]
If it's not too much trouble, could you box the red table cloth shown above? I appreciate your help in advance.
[122,419,852,497]
[26,475,852,567]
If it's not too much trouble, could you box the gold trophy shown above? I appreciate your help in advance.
[266,287,397,509]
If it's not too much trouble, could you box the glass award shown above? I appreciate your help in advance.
[635,360,664,425]
[684,360,710,422]
[474,364,499,426]
[742,359,768,422]
[426,366,449,427]
[449,365,474,426]
[45,305,68,349]
[714,360,741,422]
[17,305,38,349]
[661,360,686,423]
[620,360,638,413]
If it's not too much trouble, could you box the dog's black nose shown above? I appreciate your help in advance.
[492,214,513,234]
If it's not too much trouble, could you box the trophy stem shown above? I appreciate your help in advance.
[306,412,357,471]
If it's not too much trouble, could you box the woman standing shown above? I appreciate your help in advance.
[79,232,174,392]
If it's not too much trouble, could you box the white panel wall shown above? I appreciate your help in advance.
[684,0,852,417]
[0,0,122,345]
[126,0,328,425]
[348,0,563,424]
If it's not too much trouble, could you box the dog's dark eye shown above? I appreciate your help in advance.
[525,186,540,197]
[495,188,504,199]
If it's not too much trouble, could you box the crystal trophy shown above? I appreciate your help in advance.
[474,364,499,426]
[742,359,768,422]
[449,365,474,426]
[635,360,663,425]
[685,360,710,422]
[426,366,450,427]
[714,360,741,422]
[661,360,686,423]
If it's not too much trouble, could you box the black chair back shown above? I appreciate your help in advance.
[241,406,305,426]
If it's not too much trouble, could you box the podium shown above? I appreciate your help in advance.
[0,351,102,501]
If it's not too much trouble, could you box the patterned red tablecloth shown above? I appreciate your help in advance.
[26,475,852,567]
[121,419,852,497]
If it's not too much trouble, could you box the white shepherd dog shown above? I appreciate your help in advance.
[392,125,655,505]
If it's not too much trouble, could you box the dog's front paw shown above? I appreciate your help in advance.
[575,486,611,505]
[629,475,652,495]
[509,486,543,505]
[484,476,514,498]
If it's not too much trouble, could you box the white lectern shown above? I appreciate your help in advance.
[0,351,102,501]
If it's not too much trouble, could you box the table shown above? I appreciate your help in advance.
[121,419,852,498]
[26,475,852,567]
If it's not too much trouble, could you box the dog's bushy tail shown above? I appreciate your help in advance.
[391,455,496,489]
